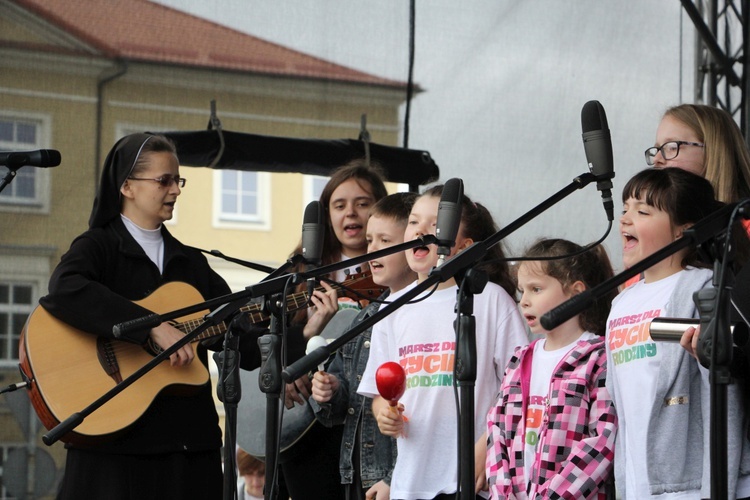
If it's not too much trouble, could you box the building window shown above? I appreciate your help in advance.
[0,116,49,209]
[304,175,329,206]
[213,170,270,230]
[0,282,34,362]
[221,170,259,219]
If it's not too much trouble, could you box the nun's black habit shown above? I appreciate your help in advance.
[40,133,259,499]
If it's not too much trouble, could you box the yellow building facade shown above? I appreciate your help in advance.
[0,1,407,497]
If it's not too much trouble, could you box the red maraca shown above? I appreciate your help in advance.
[375,361,406,407]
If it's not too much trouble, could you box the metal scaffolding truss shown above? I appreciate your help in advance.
[681,0,750,141]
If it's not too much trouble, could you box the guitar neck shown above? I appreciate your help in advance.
[174,277,369,343]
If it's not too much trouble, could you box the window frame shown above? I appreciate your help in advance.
[303,174,329,208]
[212,169,271,231]
[0,250,51,368]
[0,111,52,214]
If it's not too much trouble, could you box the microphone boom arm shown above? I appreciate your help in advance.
[485,172,599,249]
[283,171,604,382]
[540,202,738,330]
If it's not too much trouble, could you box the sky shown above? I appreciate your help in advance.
[154,0,698,271]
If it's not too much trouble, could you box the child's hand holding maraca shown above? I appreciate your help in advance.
[311,371,340,403]
[374,362,408,437]
[375,400,406,437]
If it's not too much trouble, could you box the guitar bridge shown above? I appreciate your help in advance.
[96,338,123,384]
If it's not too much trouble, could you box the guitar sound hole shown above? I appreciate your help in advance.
[145,339,164,357]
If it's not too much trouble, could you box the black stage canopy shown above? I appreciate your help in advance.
[158,129,440,192]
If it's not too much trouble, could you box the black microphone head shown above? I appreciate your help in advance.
[303,199,324,225]
[302,200,324,265]
[581,101,614,181]
[41,149,62,167]
[1,149,61,168]
[581,100,609,134]
[440,177,463,204]
[436,178,464,253]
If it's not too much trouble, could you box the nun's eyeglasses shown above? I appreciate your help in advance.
[128,175,186,188]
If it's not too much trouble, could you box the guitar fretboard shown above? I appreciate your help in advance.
[174,275,376,343]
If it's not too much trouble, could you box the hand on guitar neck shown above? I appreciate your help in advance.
[302,281,340,340]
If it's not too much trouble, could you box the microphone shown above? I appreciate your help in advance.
[302,201,324,266]
[435,178,464,266]
[581,101,615,221]
[301,200,325,297]
[112,313,161,338]
[649,317,747,342]
[0,149,61,168]
[540,290,592,331]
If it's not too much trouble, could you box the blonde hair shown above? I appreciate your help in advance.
[664,104,750,202]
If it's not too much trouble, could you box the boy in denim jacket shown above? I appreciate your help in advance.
[311,192,417,500]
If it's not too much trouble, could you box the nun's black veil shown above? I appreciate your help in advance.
[88,133,154,229]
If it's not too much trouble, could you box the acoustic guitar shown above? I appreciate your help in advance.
[237,308,360,458]
[18,273,382,445]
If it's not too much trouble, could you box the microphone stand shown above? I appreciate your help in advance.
[198,247,276,274]
[696,263,733,500]
[0,164,21,194]
[541,201,743,500]
[252,255,304,500]
[215,322,242,500]
[454,267,487,499]
[449,171,607,499]
[194,247,274,499]
[214,253,304,500]
[99,170,604,499]
[695,204,747,500]
[284,171,606,500]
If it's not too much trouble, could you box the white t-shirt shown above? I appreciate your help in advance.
[358,280,527,500]
[607,272,700,500]
[523,332,597,485]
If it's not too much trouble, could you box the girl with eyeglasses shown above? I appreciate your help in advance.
[647,103,750,203]
[40,133,262,499]
[625,104,750,291]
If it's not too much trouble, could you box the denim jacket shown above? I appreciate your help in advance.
[310,295,397,488]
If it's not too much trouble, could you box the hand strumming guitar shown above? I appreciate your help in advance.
[150,322,194,366]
